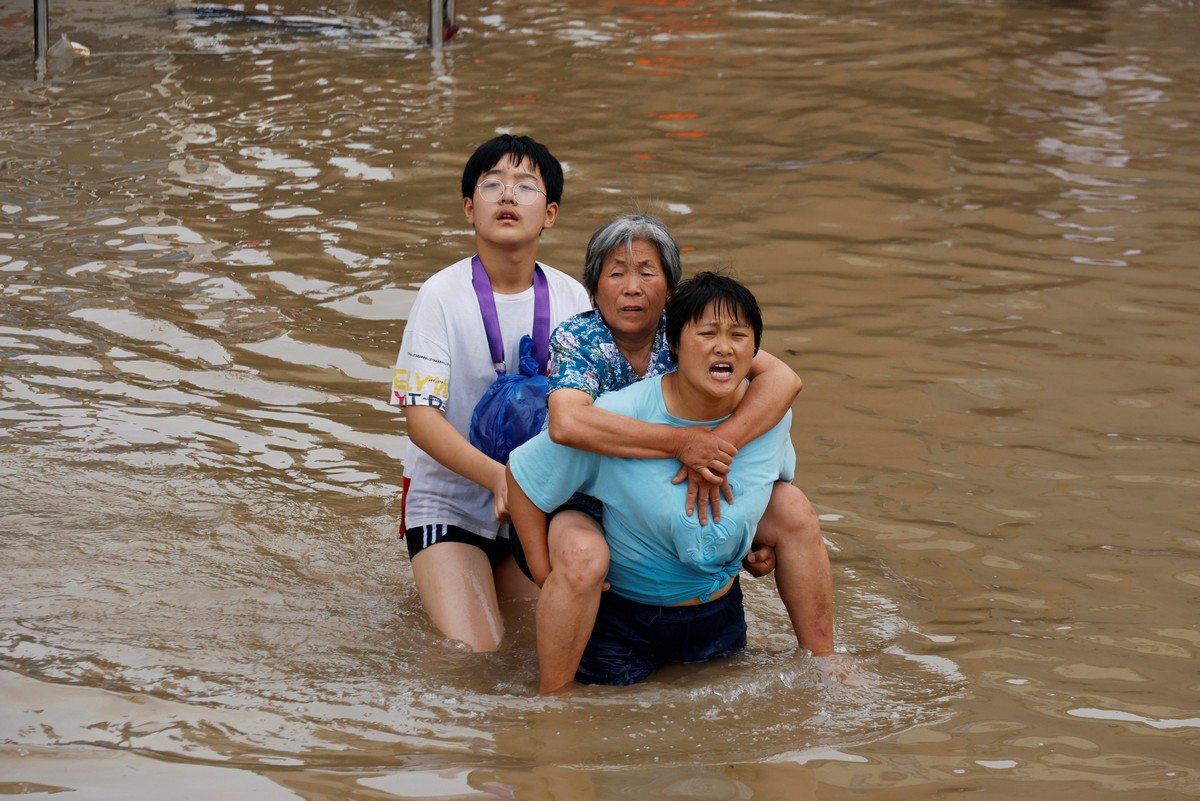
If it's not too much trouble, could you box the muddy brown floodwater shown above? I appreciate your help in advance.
[1,1,1198,799]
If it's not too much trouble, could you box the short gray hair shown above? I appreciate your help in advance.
[581,213,682,302]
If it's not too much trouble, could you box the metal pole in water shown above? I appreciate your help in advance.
[429,0,444,48]
[32,0,49,79]
[33,0,49,61]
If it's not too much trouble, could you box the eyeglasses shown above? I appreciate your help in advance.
[475,179,547,205]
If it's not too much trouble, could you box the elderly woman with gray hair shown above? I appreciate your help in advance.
[509,213,835,694]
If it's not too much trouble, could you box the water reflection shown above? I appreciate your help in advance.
[0,445,963,768]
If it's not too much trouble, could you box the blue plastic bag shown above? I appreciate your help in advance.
[469,334,549,463]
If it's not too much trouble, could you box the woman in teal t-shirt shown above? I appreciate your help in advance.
[508,273,795,685]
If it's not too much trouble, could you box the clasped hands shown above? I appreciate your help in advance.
[671,426,735,524]
[671,426,774,578]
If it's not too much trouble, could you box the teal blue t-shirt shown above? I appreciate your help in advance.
[509,374,795,606]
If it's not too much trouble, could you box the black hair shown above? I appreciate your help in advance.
[664,271,763,360]
[461,134,564,204]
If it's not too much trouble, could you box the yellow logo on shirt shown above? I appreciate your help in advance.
[392,368,449,406]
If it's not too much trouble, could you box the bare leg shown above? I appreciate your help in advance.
[753,482,835,655]
[536,511,610,694]
[411,541,506,652]
[494,553,541,602]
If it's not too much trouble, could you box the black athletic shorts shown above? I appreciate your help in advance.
[404,524,511,566]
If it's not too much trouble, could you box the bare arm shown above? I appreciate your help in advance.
[712,348,803,448]
[549,386,735,524]
[506,464,551,586]
[405,405,510,523]
[547,387,736,480]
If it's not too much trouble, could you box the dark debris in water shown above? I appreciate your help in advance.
[169,5,381,37]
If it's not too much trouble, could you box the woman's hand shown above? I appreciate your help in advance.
[674,427,737,482]
[672,464,735,525]
[742,543,777,577]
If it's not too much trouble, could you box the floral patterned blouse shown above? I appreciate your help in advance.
[548,309,676,398]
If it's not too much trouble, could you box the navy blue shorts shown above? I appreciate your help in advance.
[405,524,510,566]
[510,495,604,584]
[577,578,746,686]
[558,492,604,523]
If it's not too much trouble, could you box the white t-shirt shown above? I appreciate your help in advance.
[390,256,590,539]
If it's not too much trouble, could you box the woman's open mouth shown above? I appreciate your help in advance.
[709,362,734,379]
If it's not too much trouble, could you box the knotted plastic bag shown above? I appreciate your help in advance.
[469,334,548,463]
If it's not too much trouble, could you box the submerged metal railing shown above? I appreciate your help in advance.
[29,0,458,72]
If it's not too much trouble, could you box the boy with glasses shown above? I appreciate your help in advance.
[389,134,590,651]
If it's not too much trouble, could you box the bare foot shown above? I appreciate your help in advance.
[812,652,860,684]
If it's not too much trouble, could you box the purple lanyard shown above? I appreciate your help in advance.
[470,255,550,376]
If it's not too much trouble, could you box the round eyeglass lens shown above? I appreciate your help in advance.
[476,180,545,205]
